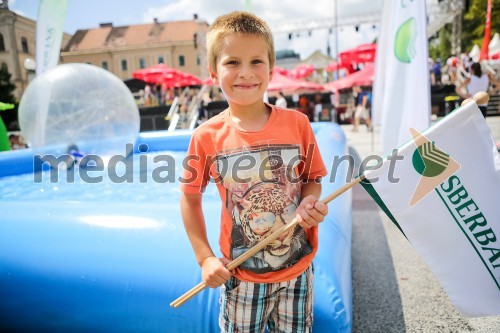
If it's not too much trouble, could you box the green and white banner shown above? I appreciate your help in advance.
[372,0,430,155]
[362,102,500,317]
[36,0,67,75]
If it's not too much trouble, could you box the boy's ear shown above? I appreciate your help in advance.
[208,66,218,84]
[269,67,273,81]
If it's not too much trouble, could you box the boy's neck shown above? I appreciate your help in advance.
[227,102,271,131]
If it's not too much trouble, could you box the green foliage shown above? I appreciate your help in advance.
[462,0,499,53]
[439,23,452,60]
[428,0,499,59]
[428,41,440,61]
[428,24,452,61]
[0,63,16,104]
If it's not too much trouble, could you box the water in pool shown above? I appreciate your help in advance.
[0,150,219,202]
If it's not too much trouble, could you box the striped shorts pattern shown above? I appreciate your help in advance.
[219,266,314,333]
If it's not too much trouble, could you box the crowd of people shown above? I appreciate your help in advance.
[431,54,498,117]
[268,92,336,123]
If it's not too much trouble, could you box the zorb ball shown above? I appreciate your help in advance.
[19,63,140,158]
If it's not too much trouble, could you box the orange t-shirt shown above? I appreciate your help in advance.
[180,105,327,283]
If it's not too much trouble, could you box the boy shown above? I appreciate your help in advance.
[179,11,328,332]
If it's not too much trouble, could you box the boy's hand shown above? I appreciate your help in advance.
[201,256,232,288]
[295,195,328,229]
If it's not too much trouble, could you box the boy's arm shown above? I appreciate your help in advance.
[295,181,328,229]
[180,192,232,288]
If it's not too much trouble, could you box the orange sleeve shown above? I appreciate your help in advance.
[300,120,327,181]
[179,132,212,194]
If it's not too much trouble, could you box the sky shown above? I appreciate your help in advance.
[8,0,385,60]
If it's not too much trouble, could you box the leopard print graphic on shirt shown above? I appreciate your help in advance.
[217,145,312,273]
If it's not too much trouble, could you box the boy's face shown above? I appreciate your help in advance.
[210,34,273,108]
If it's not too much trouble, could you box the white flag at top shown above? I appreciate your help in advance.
[361,102,500,317]
[372,0,430,155]
[36,0,68,76]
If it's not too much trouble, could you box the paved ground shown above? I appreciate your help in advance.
[343,116,500,332]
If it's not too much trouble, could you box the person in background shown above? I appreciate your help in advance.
[275,91,287,108]
[298,94,309,117]
[318,108,332,122]
[179,11,328,332]
[456,62,498,117]
[8,134,27,150]
[432,58,442,85]
[352,85,371,132]
[446,56,458,84]
[313,93,323,122]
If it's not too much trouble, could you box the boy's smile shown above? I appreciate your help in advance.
[211,33,273,111]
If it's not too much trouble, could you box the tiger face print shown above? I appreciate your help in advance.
[234,183,299,258]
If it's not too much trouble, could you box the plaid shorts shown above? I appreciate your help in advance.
[219,265,314,333]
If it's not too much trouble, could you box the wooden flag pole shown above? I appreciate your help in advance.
[170,174,366,308]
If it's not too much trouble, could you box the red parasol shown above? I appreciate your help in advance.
[323,64,374,91]
[274,66,290,76]
[324,61,349,72]
[202,77,216,86]
[268,69,323,92]
[339,43,377,66]
[289,64,315,79]
[132,64,202,88]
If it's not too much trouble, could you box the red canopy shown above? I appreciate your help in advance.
[274,66,289,76]
[132,64,202,88]
[202,77,216,86]
[289,64,315,79]
[268,69,323,92]
[339,43,377,66]
[324,61,349,72]
[323,65,374,91]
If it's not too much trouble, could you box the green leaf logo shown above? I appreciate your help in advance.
[394,17,417,63]
[408,128,460,207]
[412,142,449,177]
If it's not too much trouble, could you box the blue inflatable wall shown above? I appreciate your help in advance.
[0,123,352,332]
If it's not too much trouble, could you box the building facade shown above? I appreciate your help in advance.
[0,3,71,100]
[60,16,209,82]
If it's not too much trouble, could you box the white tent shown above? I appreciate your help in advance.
[469,44,480,62]
[488,33,500,55]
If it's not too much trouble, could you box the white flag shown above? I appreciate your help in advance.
[36,0,67,76]
[372,0,430,155]
[361,102,500,317]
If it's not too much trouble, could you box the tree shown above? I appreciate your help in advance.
[428,23,452,61]
[462,0,500,53]
[0,63,16,104]
[428,0,499,60]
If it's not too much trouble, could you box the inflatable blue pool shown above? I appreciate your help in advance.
[0,123,352,332]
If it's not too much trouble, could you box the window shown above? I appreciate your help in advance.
[21,37,29,53]
[102,61,108,70]
[178,55,185,67]
[139,57,146,69]
[158,56,164,64]
[196,56,200,66]
[121,59,128,71]
[0,34,5,52]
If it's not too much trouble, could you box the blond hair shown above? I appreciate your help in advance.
[206,11,275,73]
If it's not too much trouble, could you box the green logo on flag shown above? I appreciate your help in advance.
[394,17,417,63]
[408,128,461,207]
[412,142,449,177]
